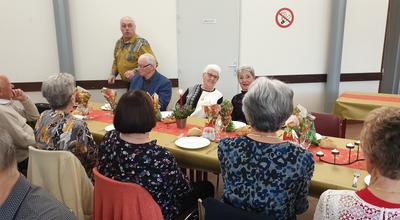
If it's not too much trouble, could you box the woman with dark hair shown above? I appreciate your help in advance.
[98,90,214,220]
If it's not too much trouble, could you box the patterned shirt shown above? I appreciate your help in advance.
[0,175,76,220]
[315,188,400,219]
[98,130,192,220]
[112,35,156,81]
[218,136,314,220]
[34,109,97,179]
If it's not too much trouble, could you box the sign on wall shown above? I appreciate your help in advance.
[275,7,294,28]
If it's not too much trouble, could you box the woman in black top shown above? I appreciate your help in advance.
[98,90,214,220]
[231,65,256,123]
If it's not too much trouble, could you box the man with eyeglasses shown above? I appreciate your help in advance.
[108,16,156,88]
[129,53,172,111]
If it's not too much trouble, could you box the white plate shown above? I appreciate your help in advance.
[232,121,247,129]
[316,133,322,141]
[101,103,112,111]
[73,114,86,120]
[364,174,371,186]
[104,124,115,132]
[175,137,211,149]
[161,111,173,119]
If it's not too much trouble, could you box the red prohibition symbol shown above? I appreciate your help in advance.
[275,8,294,28]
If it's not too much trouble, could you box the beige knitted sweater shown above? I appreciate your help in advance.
[0,98,39,162]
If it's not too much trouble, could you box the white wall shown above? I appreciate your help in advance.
[0,1,59,82]
[341,0,388,73]
[1,0,389,112]
[240,0,331,74]
[69,0,178,80]
[239,0,387,111]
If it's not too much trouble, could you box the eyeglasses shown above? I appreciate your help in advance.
[206,72,219,80]
[138,64,152,69]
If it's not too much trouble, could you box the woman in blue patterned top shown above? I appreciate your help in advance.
[98,90,213,220]
[218,77,315,219]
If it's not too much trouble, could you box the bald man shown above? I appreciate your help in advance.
[108,16,157,86]
[0,74,39,171]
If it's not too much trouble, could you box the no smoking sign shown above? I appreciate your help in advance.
[275,8,294,28]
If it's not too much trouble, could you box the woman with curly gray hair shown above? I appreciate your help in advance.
[218,77,314,219]
[315,106,400,219]
[34,73,97,179]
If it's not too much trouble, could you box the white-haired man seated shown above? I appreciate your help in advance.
[0,130,76,219]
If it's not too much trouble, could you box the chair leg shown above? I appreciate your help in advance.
[196,170,203,181]
[189,169,195,182]
[203,172,208,181]
[341,119,347,138]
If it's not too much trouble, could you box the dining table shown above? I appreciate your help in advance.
[86,103,369,197]
[333,92,400,121]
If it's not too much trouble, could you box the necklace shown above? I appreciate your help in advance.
[247,132,282,141]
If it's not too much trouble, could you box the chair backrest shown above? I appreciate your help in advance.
[92,168,163,220]
[201,198,275,220]
[35,103,51,114]
[311,112,345,138]
[27,146,93,220]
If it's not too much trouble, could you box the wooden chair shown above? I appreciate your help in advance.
[311,112,346,138]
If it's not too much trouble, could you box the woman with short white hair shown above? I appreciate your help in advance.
[34,73,97,179]
[178,64,223,118]
[218,77,314,219]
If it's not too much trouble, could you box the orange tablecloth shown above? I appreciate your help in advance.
[334,92,400,120]
[86,103,369,196]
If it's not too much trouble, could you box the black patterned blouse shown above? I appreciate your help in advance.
[218,136,315,219]
[34,109,97,179]
[98,130,192,220]
[231,91,247,123]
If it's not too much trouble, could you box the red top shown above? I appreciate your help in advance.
[356,187,400,208]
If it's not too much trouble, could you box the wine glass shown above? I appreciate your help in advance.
[299,133,312,150]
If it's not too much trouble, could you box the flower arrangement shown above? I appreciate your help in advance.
[219,100,234,132]
[151,93,162,121]
[203,104,221,127]
[172,105,194,119]
[101,87,117,111]
[283,104,319,147]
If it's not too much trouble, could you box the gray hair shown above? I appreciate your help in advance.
[361,107,400,179]
[203,64,221,75]
[138,53,156,66]
[0,129,16,171]
[237,65,255,77]
[42,73,76,110]
[243,77,293,132]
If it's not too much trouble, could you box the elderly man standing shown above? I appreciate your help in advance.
[108,16,156,86]
[0,130,76,219]
[0,74,39,172]
[129,53,172,111]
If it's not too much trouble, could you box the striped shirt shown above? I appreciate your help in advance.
[0,175,76,220]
